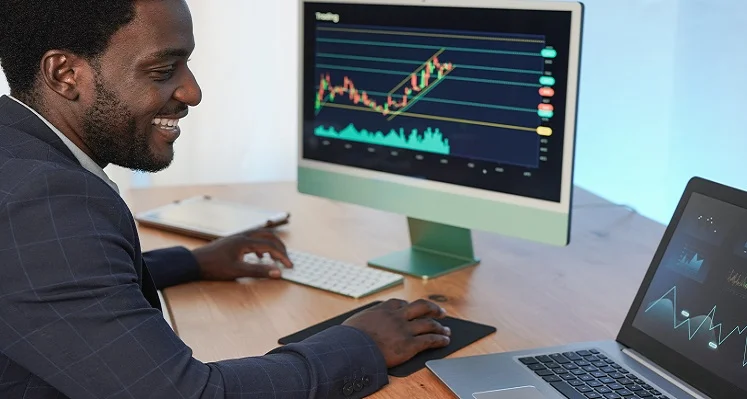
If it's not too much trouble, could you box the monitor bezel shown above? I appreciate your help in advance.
[617,176,747,398]
[296,0,584,214]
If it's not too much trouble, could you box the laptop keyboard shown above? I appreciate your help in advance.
[519,349,669,399]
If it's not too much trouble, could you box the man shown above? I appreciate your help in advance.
[0,1,452,398]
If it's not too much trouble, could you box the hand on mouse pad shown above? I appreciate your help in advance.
[342,299,452,368]
[277,300,497,377]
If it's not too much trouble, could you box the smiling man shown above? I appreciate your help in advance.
[0,1,452,398]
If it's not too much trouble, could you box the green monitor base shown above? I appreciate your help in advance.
[367,217,480,279]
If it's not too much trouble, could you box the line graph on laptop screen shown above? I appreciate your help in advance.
[632,192,747,391]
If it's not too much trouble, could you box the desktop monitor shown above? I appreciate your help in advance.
[297,0,584,279]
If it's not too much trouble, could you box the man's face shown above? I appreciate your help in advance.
[78,0,201,172]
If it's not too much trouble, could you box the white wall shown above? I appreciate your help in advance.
[572,0,679,222]
[148,0,300,188]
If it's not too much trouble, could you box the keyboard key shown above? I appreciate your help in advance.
[543,375,562,382]
[576,350,593,357]
[535,369,554,377]
[549,381,587,398]
[551,353,572,364]
[536,355,553,363]
[585,393,602,399]
[247,250,404,298]
[520,357,539,365]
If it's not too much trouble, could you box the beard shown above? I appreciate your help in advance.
[81,79,173,173]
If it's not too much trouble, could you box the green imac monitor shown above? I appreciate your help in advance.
[297,0,583,279]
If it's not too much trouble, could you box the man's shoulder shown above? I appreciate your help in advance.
[0,124,114,200]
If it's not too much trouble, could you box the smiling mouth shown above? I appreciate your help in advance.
[151,117,180,130]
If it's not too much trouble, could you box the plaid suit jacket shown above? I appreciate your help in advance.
[0,95,388,398]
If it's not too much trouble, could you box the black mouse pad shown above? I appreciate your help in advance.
[277,301,497,377]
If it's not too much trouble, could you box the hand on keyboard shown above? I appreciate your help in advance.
[193,229,292,280]
[244,249,405,298]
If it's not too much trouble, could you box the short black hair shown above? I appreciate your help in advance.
[0,1,137,104]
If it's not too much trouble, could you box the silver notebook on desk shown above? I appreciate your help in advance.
[427,177,747,398]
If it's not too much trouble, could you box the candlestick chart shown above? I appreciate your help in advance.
[312,23,551,168]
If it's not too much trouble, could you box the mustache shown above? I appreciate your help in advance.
[156,104,188,116]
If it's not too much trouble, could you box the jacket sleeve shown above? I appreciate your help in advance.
[142,246,201,289]
[0,169,389,398]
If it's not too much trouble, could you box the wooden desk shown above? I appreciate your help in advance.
[130,182,665,398]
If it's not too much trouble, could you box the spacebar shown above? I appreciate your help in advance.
[550,382,586,399]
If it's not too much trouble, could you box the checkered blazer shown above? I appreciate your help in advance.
[0,95,388,398]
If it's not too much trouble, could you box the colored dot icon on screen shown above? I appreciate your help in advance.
[536,126,552,136]
[538,103,554,111]
[539,87,555,97]
[538,110,554,118]
[541,48,557,58]
[539,76,555,86]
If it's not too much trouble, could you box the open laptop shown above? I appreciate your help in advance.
[427,177,747,399]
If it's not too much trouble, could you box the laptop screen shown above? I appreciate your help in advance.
[631,192,747,391]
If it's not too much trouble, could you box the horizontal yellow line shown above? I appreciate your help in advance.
[317,27,545,44]
[320,102,537,132]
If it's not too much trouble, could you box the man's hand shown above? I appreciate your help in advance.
[342,298,451,368]
[191,230,293,281]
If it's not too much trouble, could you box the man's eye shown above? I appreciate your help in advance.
[151,67,176,80]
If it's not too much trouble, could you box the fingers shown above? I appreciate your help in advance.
[238,262,283,279]
[383,298,409,310]
[412,333,451,352]
[241,237,293,268]
[408,317,451,337]
[248,230,288,253]
[403,299,446,320]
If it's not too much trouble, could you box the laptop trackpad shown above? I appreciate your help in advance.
[473,386,546,399]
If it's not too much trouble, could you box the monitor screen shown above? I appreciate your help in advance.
[631,192,747,391]
[300,2,575,203]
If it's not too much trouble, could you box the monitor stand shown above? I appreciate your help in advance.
[367,217,480,279]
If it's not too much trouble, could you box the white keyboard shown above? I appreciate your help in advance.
[244,249,404,298]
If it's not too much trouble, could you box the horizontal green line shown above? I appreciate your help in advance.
[363,90,536,113]
[317,38,540,57]
[316,53,543,75]
[316,64,541,88]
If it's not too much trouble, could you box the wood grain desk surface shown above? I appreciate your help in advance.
[129,182,665,398]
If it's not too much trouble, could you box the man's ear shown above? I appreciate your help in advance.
[39,50,92,101]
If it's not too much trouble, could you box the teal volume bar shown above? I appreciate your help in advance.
[314,124,451,155]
